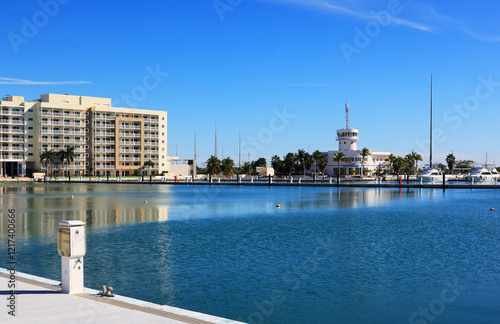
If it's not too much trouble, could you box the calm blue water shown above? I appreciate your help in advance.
[1,183,500,323]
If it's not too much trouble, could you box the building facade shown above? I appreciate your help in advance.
[1,94,171,177]
[0,96,27,177]
[324,104,391,176]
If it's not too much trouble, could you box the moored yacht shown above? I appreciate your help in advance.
[417,168,443,182]
[466,168,499,182]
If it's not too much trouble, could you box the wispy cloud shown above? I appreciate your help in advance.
[0,77,92,85]
[258,0,433,32]
[245,83,373,87]
[261,0,500,42]
[285,83,341,87]
[463,30,500,43]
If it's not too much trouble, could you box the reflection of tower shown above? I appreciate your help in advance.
[336,103,359,152]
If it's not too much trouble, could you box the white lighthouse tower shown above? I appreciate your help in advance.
[336,103,359,152]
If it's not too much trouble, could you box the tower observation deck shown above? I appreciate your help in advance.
[336,103,359,152]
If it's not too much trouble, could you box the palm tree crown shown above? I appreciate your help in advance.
[357,147,371,176]
[221,157,235,176]
[59,145,76,176]
[205,155,221,175]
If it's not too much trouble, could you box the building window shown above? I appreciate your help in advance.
[162,140,164,144]
[28,108,33,112]
[162,125,164,128]
[28,153,33,156]
[162,117,164,120]
[85,145,89,149]
[28,126,33,130]
[28,144,33,147]
[28,117,33,121]
[162,148,164,151]
[162,133,164,136]
[162,163,164,166]
[85,137,89,141]
[28,135,33,139]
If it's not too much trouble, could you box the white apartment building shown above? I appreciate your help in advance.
[0,96,27,177]
[1,94,173,177]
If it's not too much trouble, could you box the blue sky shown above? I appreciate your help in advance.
[2,0,500,167]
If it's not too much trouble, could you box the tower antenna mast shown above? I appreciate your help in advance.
[345,103,349,128]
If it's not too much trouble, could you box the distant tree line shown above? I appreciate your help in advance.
[197,149,484,176]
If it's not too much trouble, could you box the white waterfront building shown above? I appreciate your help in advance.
[323,104,391,176]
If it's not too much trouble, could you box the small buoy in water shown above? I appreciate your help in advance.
[71,195,74,198]
[490,208,495,211]
[144,201,148,204]
[276,204,281,208]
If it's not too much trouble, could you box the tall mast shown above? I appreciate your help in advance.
[430,74,433,168]
[194,132,197,176]
[345,103,349,128]
[239,132,241,168]
[215,122,218,158]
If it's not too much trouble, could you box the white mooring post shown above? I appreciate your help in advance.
[57,221,86,294]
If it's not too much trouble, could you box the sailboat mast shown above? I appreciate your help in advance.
[430,74,433,168]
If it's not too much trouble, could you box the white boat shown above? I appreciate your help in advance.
[466,168,499,182]
[417,168,443,182]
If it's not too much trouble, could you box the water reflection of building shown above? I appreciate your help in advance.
[0,184,169,237]
[285,187,421,210]
[0,206,169,237]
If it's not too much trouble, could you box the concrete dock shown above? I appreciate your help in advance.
[0,268,244,324]
[40,178,500,190]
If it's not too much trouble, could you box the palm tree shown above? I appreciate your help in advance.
[284,153,295,175]
[405,150,422,175]
[271,155,281,173]
[144,159,155,175]
[304,153,314,174]
[386,154,396,174]
[393,156,409,175]
[240,162,250,175]
[40,148,52,175]
[59,145,76,177]
[205,155,221,175]
[318,154,328,174]
[296,149,306,174]
[333,152,346,176]
[357,147,371,176]
[446,153,456,174]
[313,150,323,174]
[86,165,94,176]
[40,149,57,178]
[221,157,235,176]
